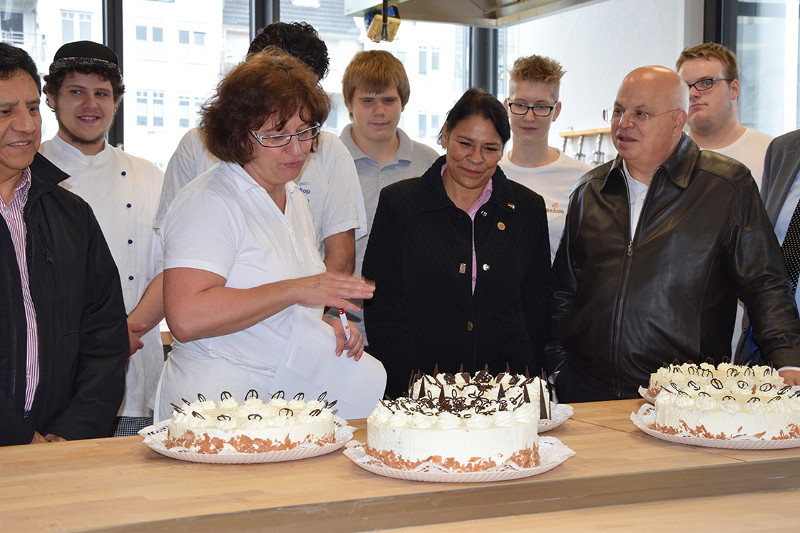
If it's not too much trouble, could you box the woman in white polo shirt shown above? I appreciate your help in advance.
[154,50,374,421]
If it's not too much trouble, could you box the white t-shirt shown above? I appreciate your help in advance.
[706,128,773,189]
[155,128,366,258]
[40,135,165,418]
[500,150,591,263]
[156,161,326,421]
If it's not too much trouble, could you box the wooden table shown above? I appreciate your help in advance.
[1,399,799,532]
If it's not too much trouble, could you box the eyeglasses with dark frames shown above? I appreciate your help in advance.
[250,123,321,148]
[686,78,732,92]
[507,101,557,118]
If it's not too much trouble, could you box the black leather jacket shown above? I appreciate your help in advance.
[546,134,800,398]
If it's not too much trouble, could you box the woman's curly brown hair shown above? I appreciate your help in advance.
[199,48,331,166]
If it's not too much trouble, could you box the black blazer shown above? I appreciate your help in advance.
[362,156,550,398]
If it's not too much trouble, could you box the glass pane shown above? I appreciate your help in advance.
[1,1,103,143]
[730,0,799,133]
[122,0,251,169]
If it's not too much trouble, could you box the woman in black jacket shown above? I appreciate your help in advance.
[363,88,550,398]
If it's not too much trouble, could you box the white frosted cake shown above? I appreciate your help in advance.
[653,385,800,440]
[647,362,785,398]
[166,391,335,454]
[366,370,542,472]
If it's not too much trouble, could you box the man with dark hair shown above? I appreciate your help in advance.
[157,22,364,275]
[0,43,128,446]
[39,41,164,436]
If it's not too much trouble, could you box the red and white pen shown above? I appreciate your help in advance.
[337,308,351,341]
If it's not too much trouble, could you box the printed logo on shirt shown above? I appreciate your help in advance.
[546,202,565,215]
[297,181,312,197]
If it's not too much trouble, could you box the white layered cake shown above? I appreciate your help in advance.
[653,386,800,440]
[647,362,785,398]
[165,392,335,454]
[366,370,542,472]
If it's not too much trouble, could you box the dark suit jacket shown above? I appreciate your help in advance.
[738,130,800,364]
[362,156,551,398]
[762,130,800,224]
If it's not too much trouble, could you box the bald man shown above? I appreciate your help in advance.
[546,66,800,402]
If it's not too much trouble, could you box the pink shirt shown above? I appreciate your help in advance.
[441,164,493,293]
[0,168,39,411]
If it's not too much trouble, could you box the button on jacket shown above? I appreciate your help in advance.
[363,156,550,398]
[546,134,800,399]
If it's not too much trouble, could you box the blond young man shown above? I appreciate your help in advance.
[676,43,772,188]
[501,55,590,263]
[340,51,439,343]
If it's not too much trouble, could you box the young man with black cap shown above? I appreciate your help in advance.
[0,43,128,446]
[39,41,165,436]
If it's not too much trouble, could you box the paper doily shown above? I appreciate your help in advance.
[539,403,573,432]
[630,404,800,450]
[139,416,355,463]
[343,436,575,482]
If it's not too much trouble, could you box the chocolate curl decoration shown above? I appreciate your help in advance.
[170,403,185,414]
[433,363,439,376]
[523,383,531,404]
[506,362,511,374]
[737,380,748,389]
[747,397,761,403]
[326,399,338,409]
[271,390,285,399]
[698,391,711,397]
[220,391,232,400]
[711,378,724,390]
[217,414,231,421]
[181,397,191,405]
[309,409,322,416]
[497,384,505,400]
[458,363,464,374]
[759,383,774,392]
[191,411,205,420]
[779,386,791,395]
[768,396,782,403]
[418,376,426,399]
[744,367,755,377]
[293,392,305,401]
[317,391,328,402]
[279,408,294,416]
[525,365,530,379]
[245,389,259,400]
[726,367,738,376]
[248,413,262,420]
[197,393,206,402]
[438,386,447,403]
[722,395,735,401]
[539,379,549,419]
[406,370,415,397]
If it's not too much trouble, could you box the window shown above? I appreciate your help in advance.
[431,48,440,71]
[0,11,23,44]
[61,12,90,42]
[418,113,427,138]
[153,92,164,127]
[194,97,204,126]
[136,25,147,41]
[136,91,148,126]
[178,96,190,128]
[418,47,427,75]
[179,30,189,45]
[194,31,205,47]
[430,113,440,138]
[153,27,163,43]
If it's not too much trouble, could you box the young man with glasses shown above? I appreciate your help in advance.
[546,66,800,402]
[501,55,590,263]
[676,43,772,188]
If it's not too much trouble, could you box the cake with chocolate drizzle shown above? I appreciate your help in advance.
[652,376,800,440]
[365,367,544,472]
[165,390,336,454]
[647,361,785,399]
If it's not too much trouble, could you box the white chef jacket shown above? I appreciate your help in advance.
[40,135,165,418]
[154,161,327,421]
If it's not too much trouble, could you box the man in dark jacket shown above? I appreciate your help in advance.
[547,66,800,402]
[0,43,127,446]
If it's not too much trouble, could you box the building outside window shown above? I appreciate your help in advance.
[179,96,190,128]
[136,90,148,126]
[153,91,164,127]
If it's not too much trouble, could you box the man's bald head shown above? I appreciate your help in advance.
[611,66,687,183]
[620,66,688,112]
